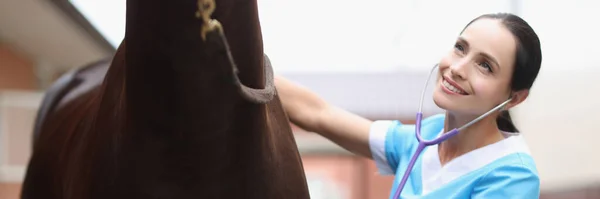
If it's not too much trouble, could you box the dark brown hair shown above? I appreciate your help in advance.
[462,13,543,132]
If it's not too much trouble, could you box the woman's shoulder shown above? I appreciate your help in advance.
[471,151,540,198]
[476,132,539,180]
[483,152,539,177]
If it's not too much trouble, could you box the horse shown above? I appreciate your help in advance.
[20,0,311,198]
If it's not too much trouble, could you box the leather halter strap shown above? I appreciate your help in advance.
[196,0,275,104]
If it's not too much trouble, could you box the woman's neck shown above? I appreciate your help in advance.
[438,112,505,166]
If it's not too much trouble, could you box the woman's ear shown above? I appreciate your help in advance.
[505,89,529,110]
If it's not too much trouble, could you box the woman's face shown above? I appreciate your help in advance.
[433,18,519,116]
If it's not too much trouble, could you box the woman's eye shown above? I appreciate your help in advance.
[480,62,493,72]
[454,43,465,56]
[454,43,464,52]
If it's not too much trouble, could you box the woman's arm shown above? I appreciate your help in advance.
[274,75,374,159]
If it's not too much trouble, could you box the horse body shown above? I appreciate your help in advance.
[21,0,311,198]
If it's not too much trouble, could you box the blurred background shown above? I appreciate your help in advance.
[1,0,599,198]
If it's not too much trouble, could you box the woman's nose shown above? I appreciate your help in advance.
[449,58,470,79]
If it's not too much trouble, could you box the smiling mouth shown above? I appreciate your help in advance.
[442,78,468,95]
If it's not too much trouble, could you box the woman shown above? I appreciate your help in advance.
[275,13,542,198]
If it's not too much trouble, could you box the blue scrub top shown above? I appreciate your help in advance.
[369,114,540,199]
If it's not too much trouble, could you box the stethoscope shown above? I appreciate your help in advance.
[392,64,512,199]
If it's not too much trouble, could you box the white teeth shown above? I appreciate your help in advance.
[443,80,466,94]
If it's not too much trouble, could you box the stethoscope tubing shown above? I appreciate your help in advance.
[391,64,512,199]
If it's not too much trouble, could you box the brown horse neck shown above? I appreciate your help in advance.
[117,0,267,129]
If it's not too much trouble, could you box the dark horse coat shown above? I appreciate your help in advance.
[20,0,311,198]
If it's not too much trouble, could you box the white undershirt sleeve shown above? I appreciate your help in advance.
[369,120,395,175]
